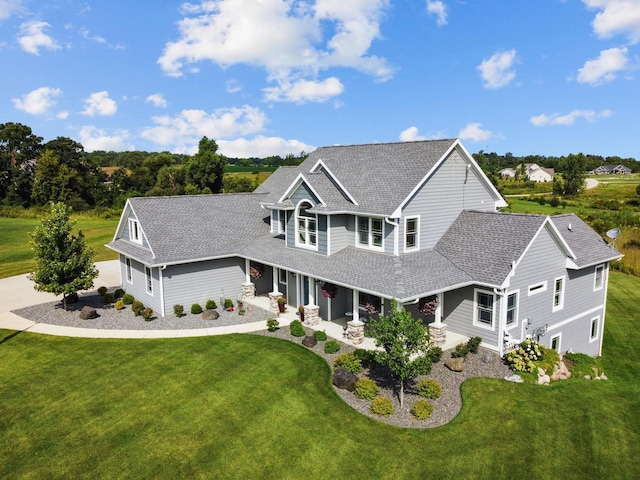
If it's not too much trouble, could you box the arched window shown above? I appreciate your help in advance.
[296,201,317,249]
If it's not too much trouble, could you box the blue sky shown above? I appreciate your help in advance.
[1,0,639,159]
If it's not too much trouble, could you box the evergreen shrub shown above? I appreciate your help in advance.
[370,397,394,417]
[324,340,340,354]
[354,378,379,400]
[191,304,203,315]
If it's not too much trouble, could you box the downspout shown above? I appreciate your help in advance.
[599,264,610,356]
[159,265,167,317]
[494,287,506,356]
[385,217,399,256]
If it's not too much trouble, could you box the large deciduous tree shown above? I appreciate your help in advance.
[558,153,587,196]
[0,122,43,206]
[185,136,226,194]
[28,202,99,310]
[368,300,435,408]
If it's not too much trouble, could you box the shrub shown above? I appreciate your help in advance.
[131,301,144,316]
[411,399,434,420]
[141,308,153,321]
[324,340,340,354]
[102,293,114,305]
[122,293,134,305]
[505,339,543,372]
[549,196,560,208]
[174,304,184,317]
[114,300,125,311]
[427,346,443,363]
[452,343,469,359]
[370,396,394,417]
[354,378,380,400]
[113,288,125,299]
[467,336,482,354]
[267,318,279,332]
[416,378,442,399]
[97,286,108,296]
[191,303,203,315]
[313,330,328,341]
[224,298,234,309]
[289,320,306,337]
[333,353,363,375]
[353,349,377,369]
[205,299,217,310]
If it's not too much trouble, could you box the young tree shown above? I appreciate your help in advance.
[28,202,99,310]
[558,153,587,196]
[368,300,434,408]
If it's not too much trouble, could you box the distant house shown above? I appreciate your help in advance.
[499,163,554,182]
[107,139,621,357]
[589,165,632,175]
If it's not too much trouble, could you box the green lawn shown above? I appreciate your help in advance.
[0,271,638,479]
[0,216,118,279]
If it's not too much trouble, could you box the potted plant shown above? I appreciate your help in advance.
[298,305,305,322]
[277,297,287,313]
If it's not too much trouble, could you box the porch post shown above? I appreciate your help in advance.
[245,259,251,283]
[346,289,365,345]
[272,266,279,294]
[428,292,447,348]
[242,258,255,300]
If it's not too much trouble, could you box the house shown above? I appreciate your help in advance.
[589,165,632,175]
[107,139,621,357]
[499,163,554,182]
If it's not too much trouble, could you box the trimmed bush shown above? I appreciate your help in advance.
[353,349,377,369]
[97,286,108,296]
[122,293,134,305]
[354,378,379,400]
[333,353,363,375]
[427,346,443,364]
[114,300,125,311]
[411,399,434,420]
[224,298,234,309]
[206,299,217,310]
[324,340,340,354]
[290,320,306,337]
[267,318,279,332]
[416,378,442,399]
[131,301,144,316]
[141,308,153,321]
[102,293,114,305]
[174,304,184,317]
[191,304,203,315]
[113,288,125,299]
[370,396,394,417]
[313,330,328,342]
[452,343,469,359]
[467,336,482,354]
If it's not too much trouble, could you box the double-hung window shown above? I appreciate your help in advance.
[474,289,494,329]
[125,257,132,283]
[594,265,604,291]
[506,292,518,327]
[405,216,419,252]
[357,217,384,250]
[296,201,317,249]
[128,218,142,244]
[145,266,153,295]
[553,276,565,311]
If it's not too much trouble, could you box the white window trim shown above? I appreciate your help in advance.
[278,210,286,235]
[552,275,565,312]
[128,218,142,245]
[590,316,600,343]
[278,268,287,285]
[125,257,133,284]
[145,266,153,296]
[404,216,420,253]
[594,264,604,291]
[473,288,495,331]
[505,290,519,329]
[528,281,547,296]
[550,333,562,353]
[294,201,318,251]
[356,216,385,252]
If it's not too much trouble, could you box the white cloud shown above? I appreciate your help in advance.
[218,135,315,158]
[226,79,243,93]
[81,91,118,116]
[80,28,106,44]
[399,126,427,141]
[530,109,613,126]
[140,105,268,152]
[17,20,61,55]
[146,93,168,108]
[263,76,344,103]
[426,1,447,26]
[11,86,61,115]
[458,123,493,141]
[0,0,25,20]
[158,0,392,103]
[577,46,629,84]
[583,0,640,43]
[77,126,135,152]
[477,49,517,89]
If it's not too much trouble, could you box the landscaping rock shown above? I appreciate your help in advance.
[302,335,317,348]
[551,361,571,381]
[332,367,357,391]
[444,356,464,372]
[537,367,550,385]
[202,309,219,320]
[79,306,98,320]
[505,374,523,383]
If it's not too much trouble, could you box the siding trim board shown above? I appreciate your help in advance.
[546,305,603,332]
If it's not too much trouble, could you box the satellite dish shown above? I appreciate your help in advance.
[606,228,620,240]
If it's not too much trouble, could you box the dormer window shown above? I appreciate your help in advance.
[295,201,317,249]
[128,218,142,244]
[357,217,384,251]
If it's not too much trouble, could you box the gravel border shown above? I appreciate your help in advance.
[13,291,512,429]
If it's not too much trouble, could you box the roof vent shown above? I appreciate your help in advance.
[567,223,572,231]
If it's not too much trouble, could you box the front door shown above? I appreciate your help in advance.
[301,275,310,305]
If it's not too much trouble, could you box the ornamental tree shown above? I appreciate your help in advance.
[28,202,99,310]
[368,299,434,408]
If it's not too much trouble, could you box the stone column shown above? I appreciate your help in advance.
[429,322,447,347]
[268,291,283,315]
[242,282,255,300]
[347,319,365,345]
[303,305,321,326]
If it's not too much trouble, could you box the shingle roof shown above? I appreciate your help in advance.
[551,214,622,267]
[253,166,302,204]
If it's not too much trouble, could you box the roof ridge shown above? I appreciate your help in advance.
[316,138,457,150]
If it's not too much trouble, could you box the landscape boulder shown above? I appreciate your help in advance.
[537,367,550,385]
[332,367,357,391]
[202,309,220,321]
[302,335,317,348]
[79,306,98,320]
[445,356,464,372]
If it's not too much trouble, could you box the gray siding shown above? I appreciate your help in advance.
[443,286,501,347]
[328,214,350,255]
[329,286,352,324]
[162,257,245,315]
[121,212,151,250]
[402,150,496,250]
[120,254,162,314]
[285,183,327,254]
